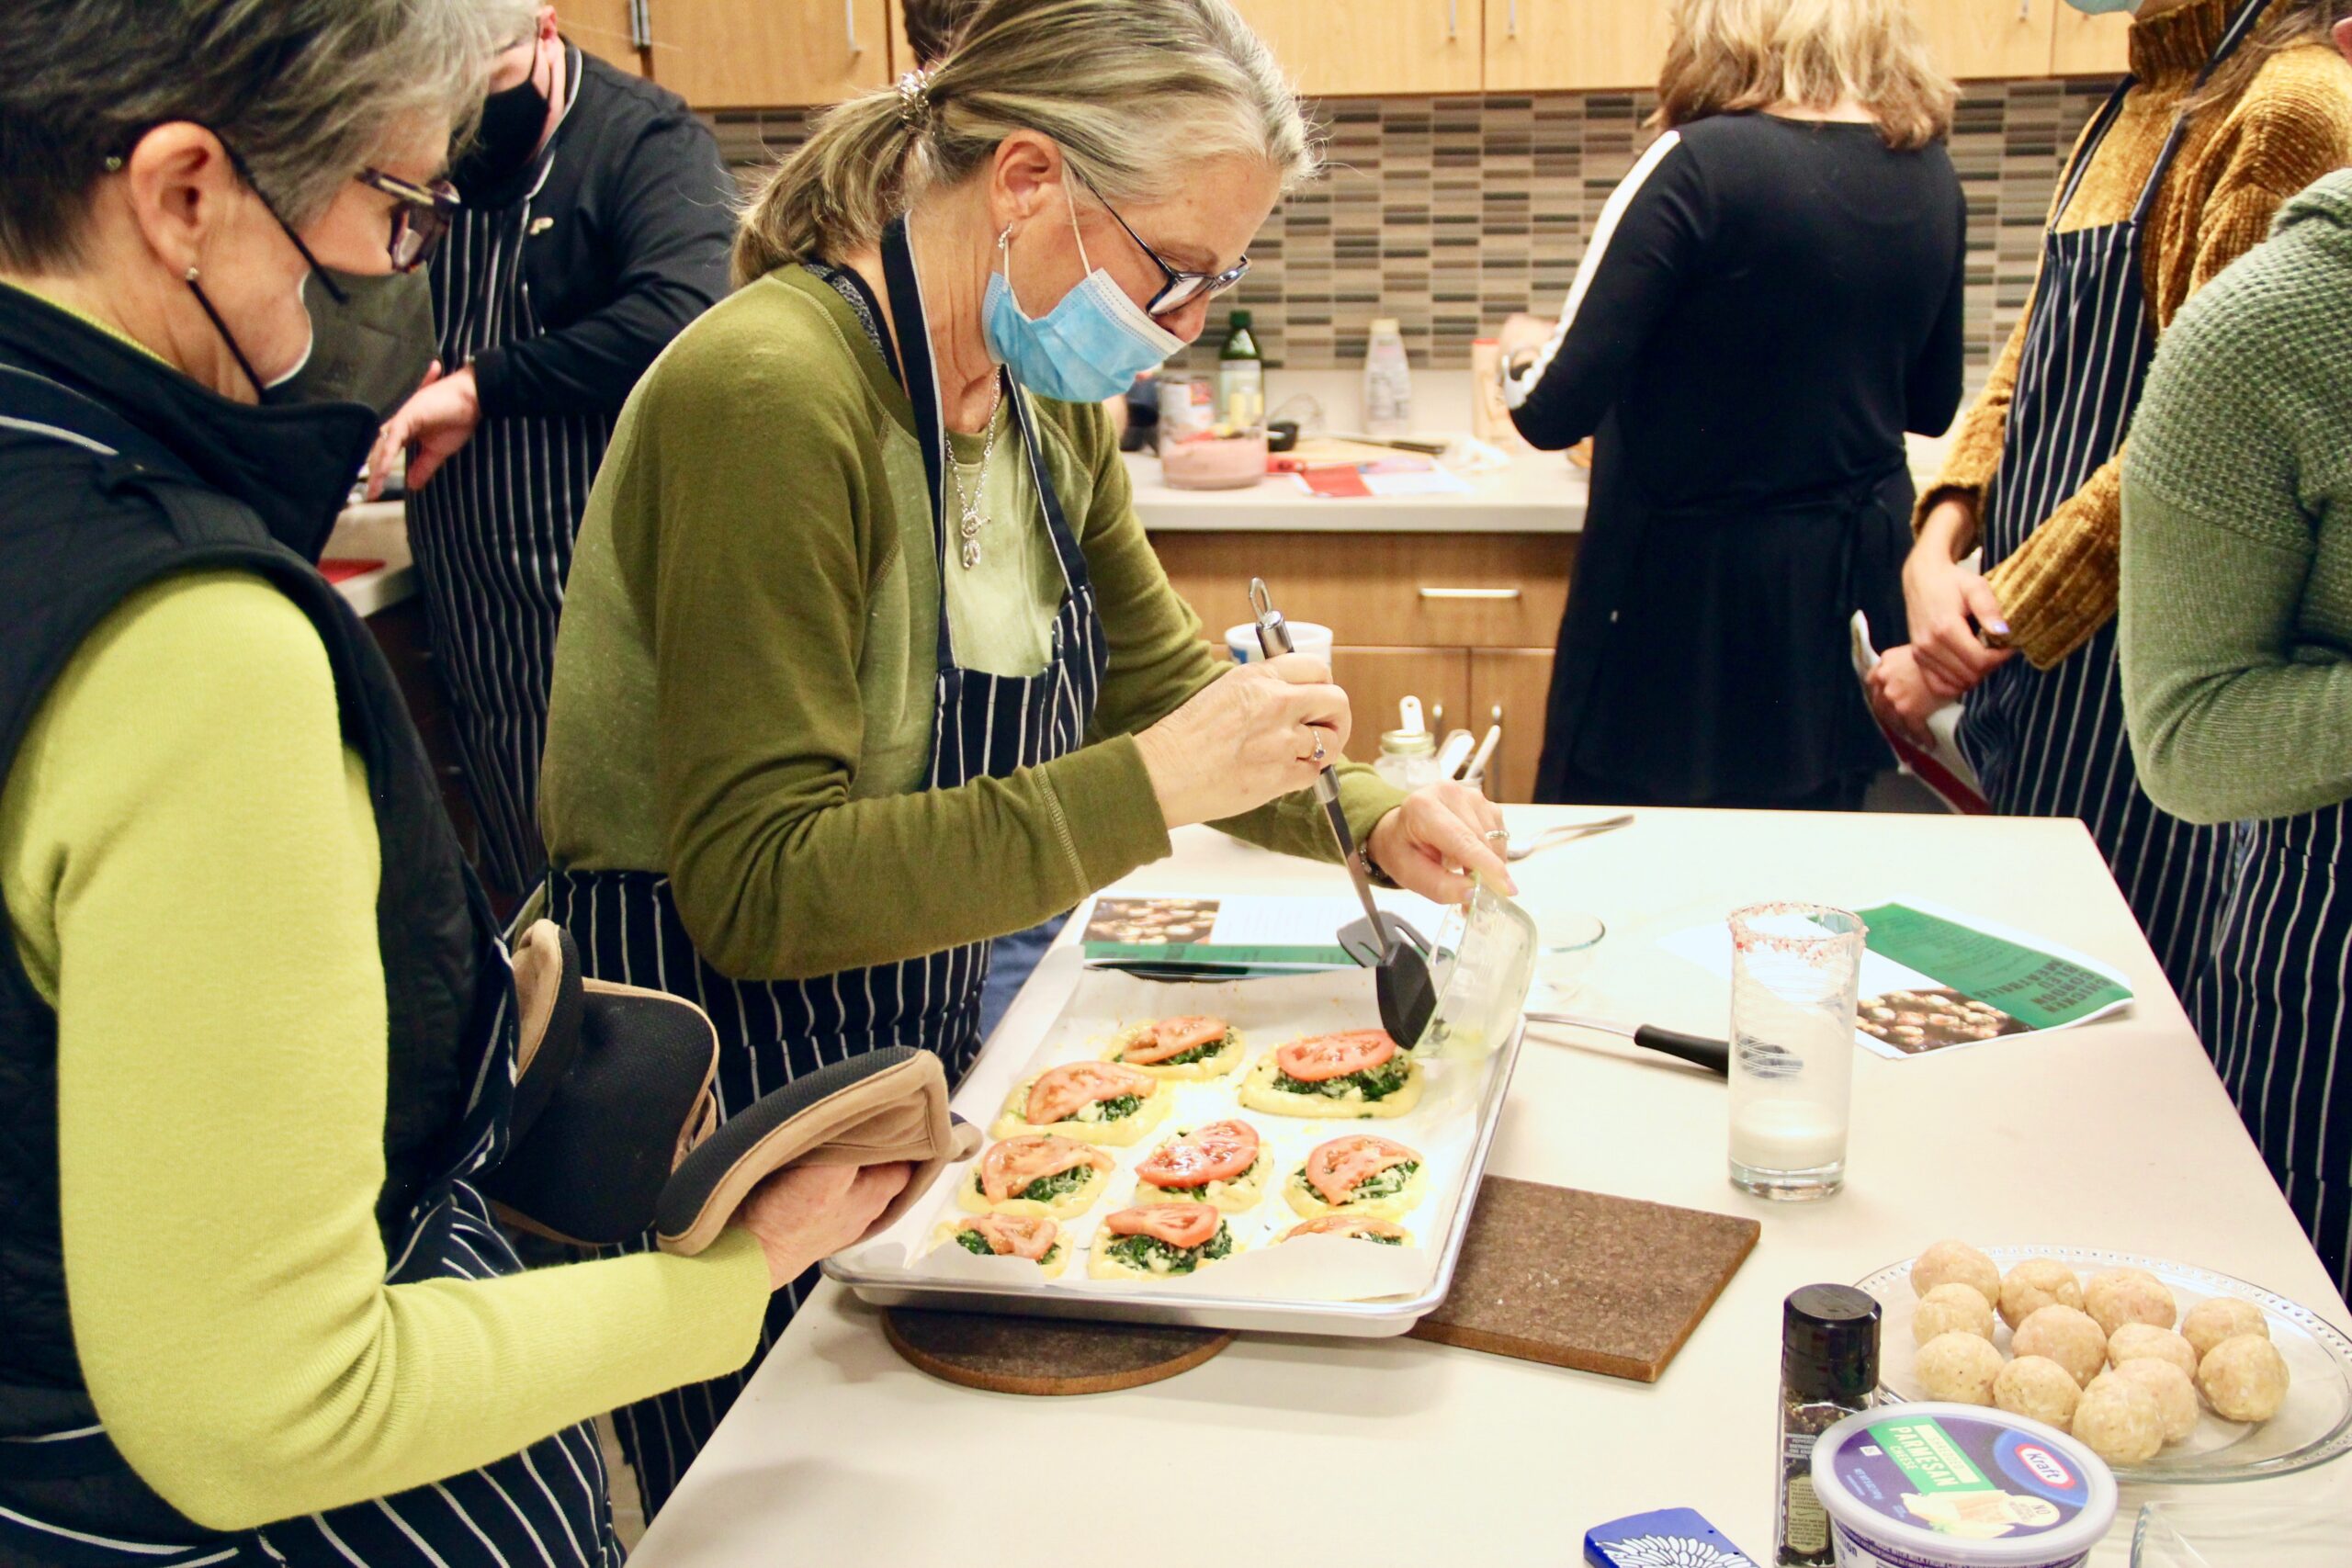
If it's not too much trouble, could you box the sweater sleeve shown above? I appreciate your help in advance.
[1982,75,2352,668]
[470,107,736,419]
[1505,130,1705,449]
[3,571,769,1532]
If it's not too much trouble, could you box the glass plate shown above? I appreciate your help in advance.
[1854,1246,2352,1483]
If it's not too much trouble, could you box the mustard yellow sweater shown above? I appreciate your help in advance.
[1918,0,2352,667]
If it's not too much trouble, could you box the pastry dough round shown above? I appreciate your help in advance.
[1085,1223,1239,1281]
[928,1219,1071,1279]
[1102,1025,1245,1081]
[1135,1155,1269,1213]
[955,1157,1112,1220]
[990,1073,1171,1145]
[2198,1333,2290,1423]
[1281,1155,1429,1220]
[1237,1050,1423,1119]
[2181,1297,2267,1362]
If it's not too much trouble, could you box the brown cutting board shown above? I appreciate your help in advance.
[884,1308,1235,1396]
[1408,1177,1759,1382]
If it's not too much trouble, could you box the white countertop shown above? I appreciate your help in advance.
[628,807,2352,1567]
[323,500,415,618]
[1126,447,1590,533]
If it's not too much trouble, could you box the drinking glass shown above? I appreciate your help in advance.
[1726,902,1865,1201]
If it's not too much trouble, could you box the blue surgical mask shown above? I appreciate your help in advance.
[2062,0,2139,14]
[981,195,1183,403]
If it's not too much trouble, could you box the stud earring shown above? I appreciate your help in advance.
[185,265,200,283]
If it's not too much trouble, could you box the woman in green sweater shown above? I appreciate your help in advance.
[538,0,1509,1509]
[2120,141,2352,1298]
[0,2,907,1559]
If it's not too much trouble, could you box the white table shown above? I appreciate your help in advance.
[631,807,2352,1566]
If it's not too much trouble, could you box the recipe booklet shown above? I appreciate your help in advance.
[1659,896,2133,1060]
[1081,890,1450,974]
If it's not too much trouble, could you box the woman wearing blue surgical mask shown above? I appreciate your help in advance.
[539,0,1511,1513]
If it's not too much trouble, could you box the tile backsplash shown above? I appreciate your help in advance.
[712,78,2109,390]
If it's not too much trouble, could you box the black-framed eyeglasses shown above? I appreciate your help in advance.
[356,168,461,273]
[1074,173,1249,317]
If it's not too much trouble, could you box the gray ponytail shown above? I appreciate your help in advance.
[733,0,1317,286]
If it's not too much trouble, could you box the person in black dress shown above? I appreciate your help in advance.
[1500,0,1966,811]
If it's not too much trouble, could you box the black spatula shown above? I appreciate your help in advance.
[1250,578,1440,1047]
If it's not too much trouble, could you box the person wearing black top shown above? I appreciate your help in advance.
[369,7,736,900]
[1502,0,1966,812]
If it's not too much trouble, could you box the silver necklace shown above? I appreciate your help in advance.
[946,375,1006,570]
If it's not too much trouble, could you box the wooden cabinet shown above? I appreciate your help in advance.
[560,0,645,73]
[2052,6,2132,76]
[1914,0,2058,82]
[1227,1,1483,96]
[1484,0,1672,93]
[642,0,891,108]
[1149,531,1573,803]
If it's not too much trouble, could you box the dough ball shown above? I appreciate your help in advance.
[2107,1323,2199,1381]
[1912,1240,2000,1305]
[1916,1330,2005,1405]
[2102,1360,2199,1444]
[2084,1267,2177,1337]
[1913,1282,1996,1346]
[1993,1356,2081,1432]
[1999,1258,2084,1330]
[2199,1334,2290,1423]
[2073,1379,2165,1466]
[2182,1298,2268,1363]
[2013,1304,2108,1387]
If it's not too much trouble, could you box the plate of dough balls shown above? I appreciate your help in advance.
[1857,1243,2352,1483]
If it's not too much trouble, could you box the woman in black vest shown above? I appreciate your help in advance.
[0,3,902,1562]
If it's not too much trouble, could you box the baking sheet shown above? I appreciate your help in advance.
[826,965,1524,1335]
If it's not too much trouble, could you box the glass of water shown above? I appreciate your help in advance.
[1726,902,1866,1201]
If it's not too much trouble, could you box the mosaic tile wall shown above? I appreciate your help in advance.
[712,78,2111,388]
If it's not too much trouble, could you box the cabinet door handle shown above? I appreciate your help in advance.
[2018,0,2031,18]
[846,0,864,55]
[1419,586,1522,601]
[1509,0,1520,39]
[629,0,651,51]
[1446,0,1456,40]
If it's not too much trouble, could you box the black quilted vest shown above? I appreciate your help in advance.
[0,289,500,1535]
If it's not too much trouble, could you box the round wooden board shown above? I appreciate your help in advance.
[882,1308,1235,1396]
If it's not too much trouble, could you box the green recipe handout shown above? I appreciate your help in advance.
[1660,896,2133,1061]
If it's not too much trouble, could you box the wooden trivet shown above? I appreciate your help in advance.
[1408,1176,1759,1382]
[883,1308,1235,1396]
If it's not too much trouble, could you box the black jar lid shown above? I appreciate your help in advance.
[1782,1284,1882,1402]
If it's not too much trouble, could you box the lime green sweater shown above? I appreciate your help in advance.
[0,571,769,1531]
[541,266,1403,980]
[2120,171,2352,825]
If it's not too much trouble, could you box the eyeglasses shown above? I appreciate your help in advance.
[356,168,461,272]
[1074,173,1249,317]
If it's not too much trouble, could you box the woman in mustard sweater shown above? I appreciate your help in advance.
[1868,0,2352,995]
[0,3,903,1561]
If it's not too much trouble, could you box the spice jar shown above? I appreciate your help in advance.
[1775,1284,1881,1568]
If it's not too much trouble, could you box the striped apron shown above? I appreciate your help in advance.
[410,48,612,898]
[2194,806,2352,1297]
[0,928,618,1566]
[547,217,1109,1514]
[1957,2,2267,998]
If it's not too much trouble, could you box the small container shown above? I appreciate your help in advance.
[1727,902,1867,1201]
[1224,619,1332,668]
[1375,695,1441,791]
[1363,316,1413,437]
[1777,1284,1881,1568]
[1811,1404,2118,1568]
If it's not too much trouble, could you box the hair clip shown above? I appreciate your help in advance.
[897,68,935,130]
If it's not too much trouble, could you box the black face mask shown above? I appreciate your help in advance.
[266,265,437,422]
[453,43,552,197]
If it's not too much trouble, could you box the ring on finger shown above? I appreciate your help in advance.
[1482,828,1509,845]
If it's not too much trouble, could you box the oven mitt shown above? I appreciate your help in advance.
[655,1045,979,1257]
[481,920,720,1247]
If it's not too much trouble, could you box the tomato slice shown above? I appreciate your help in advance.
[1136,1120,1261,1188]
[962,1213,1058,1260]
[1274,1029,1400,1083]
[1283,1214,1408,1243]
[1118,1015,1231,1066]
[978,1135,1107,1201]
[1303,1134,1418,1206]
[1102,1202,1220,1250]
[1023,1061,1154,1126]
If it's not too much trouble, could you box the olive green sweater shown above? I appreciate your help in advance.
[541,266,1402,980]
[2120,171,2352,825]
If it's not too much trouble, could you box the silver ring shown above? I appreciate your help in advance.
[1483,828,1510,843]
[1311,737,1328,762]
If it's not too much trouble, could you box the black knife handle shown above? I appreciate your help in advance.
[1632,1025,1730,1078]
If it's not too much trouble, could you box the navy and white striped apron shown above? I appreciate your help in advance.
[2194,805,2352,1297]
[0,924,619,1568]
[547,217,1109,1514]
[1958,2,2266,998]
[410,47,611,898]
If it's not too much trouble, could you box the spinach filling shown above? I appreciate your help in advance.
[1102,1223,1235,1275]
[1363,1232,1406,1247]
[1146,1155,1263,1197]
[1075,1092,1144,1122]
[1270,1057,1413,1101]
[1294,1158,1420,1204]
[955,1229,1061,1265]
[1125,1031,1233,1067]
[973,1163,1096,1203]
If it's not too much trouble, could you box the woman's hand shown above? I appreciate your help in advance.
[1366,783,1517,905]
[1903,497,2013,695]
[1134,654,1351,830]
[366,363,482,500]
[735,1161,912,1291]
[1865,645,1957,748]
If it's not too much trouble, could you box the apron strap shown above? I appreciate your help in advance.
[2130,0,2277,226]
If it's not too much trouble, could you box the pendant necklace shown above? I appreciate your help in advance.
[947,373,1006,570]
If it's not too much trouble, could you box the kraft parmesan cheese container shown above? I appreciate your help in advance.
[1810,1404,2117,1568]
